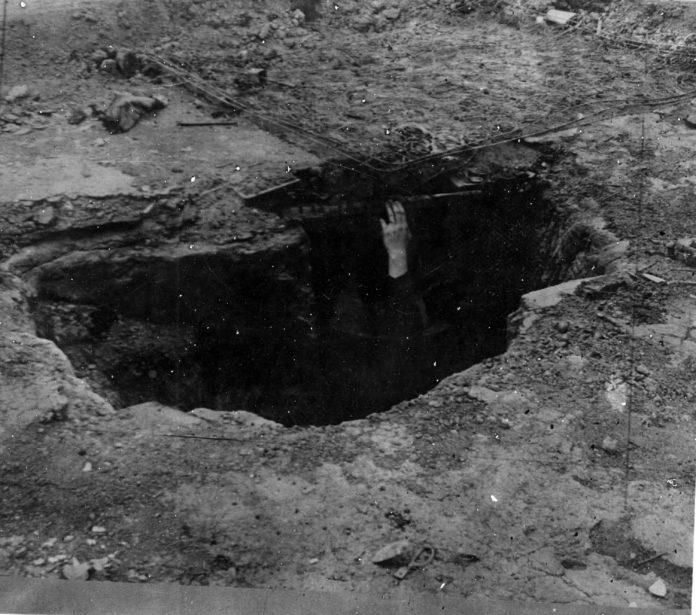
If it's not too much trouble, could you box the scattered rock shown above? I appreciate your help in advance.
[258,23,272,40]
[556,320,570,334]
[601,436,619,453]
[90,556,110,572]
[90,49,109,65]
[667,237,696,267]
[67,107,87,125]
[101,92,168,133]
[292,8,306,24]
[62,558,90,580]
[635,364,650,376]
[5,85,30,103]
[605,375,628,413]
[466,385,499,404]
[648,578,667,598]
[99,59,119,75]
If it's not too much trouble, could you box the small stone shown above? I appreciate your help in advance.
[636,364,650,376]
[5,85,29,103]
[63,535,74,542]
[383,7,400,20]
[556,320,570,334]
[99,59,119,74]
[67,107,87,125]
[82,461,92,473]
[85,539,96,546]
[62,558,90,580]
[31,557,46,566]
[90,49,109,65]
[35,206,55,225]
[648,578,667,597]
[258,23,271,39]
[292,8,306,24]
[91,526,106,534]
[601,436,619,453]
[41,538,57,548]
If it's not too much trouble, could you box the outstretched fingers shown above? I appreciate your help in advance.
[393,201,405,225]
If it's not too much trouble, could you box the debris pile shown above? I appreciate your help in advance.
[101,92,168,133]
[89,47,143,78]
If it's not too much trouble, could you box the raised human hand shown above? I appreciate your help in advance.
[380,201,410,278]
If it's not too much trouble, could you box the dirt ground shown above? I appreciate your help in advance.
[1,0,696,609]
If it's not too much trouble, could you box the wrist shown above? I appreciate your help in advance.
[388,256,408,279]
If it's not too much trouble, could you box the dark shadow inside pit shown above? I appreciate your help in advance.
[31,178,554,426]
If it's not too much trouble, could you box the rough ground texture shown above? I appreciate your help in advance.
[1,0,695,609]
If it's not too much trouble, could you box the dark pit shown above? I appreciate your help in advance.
[28,160,569,426]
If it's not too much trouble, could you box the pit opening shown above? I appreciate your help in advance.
[30,172,561,426]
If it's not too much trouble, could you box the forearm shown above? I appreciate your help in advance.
[388,252,408,279]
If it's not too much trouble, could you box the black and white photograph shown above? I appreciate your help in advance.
[0,0,693,613]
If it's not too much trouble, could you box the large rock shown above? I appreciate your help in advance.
[0,272,113,449]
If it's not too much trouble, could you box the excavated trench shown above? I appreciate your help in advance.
[24,152,587,426]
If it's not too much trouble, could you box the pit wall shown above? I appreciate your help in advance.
[0,178,626,440]
[0,185,315,428]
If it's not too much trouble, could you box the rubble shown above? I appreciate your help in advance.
[648,578,667,598]
[101,92,168,133]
